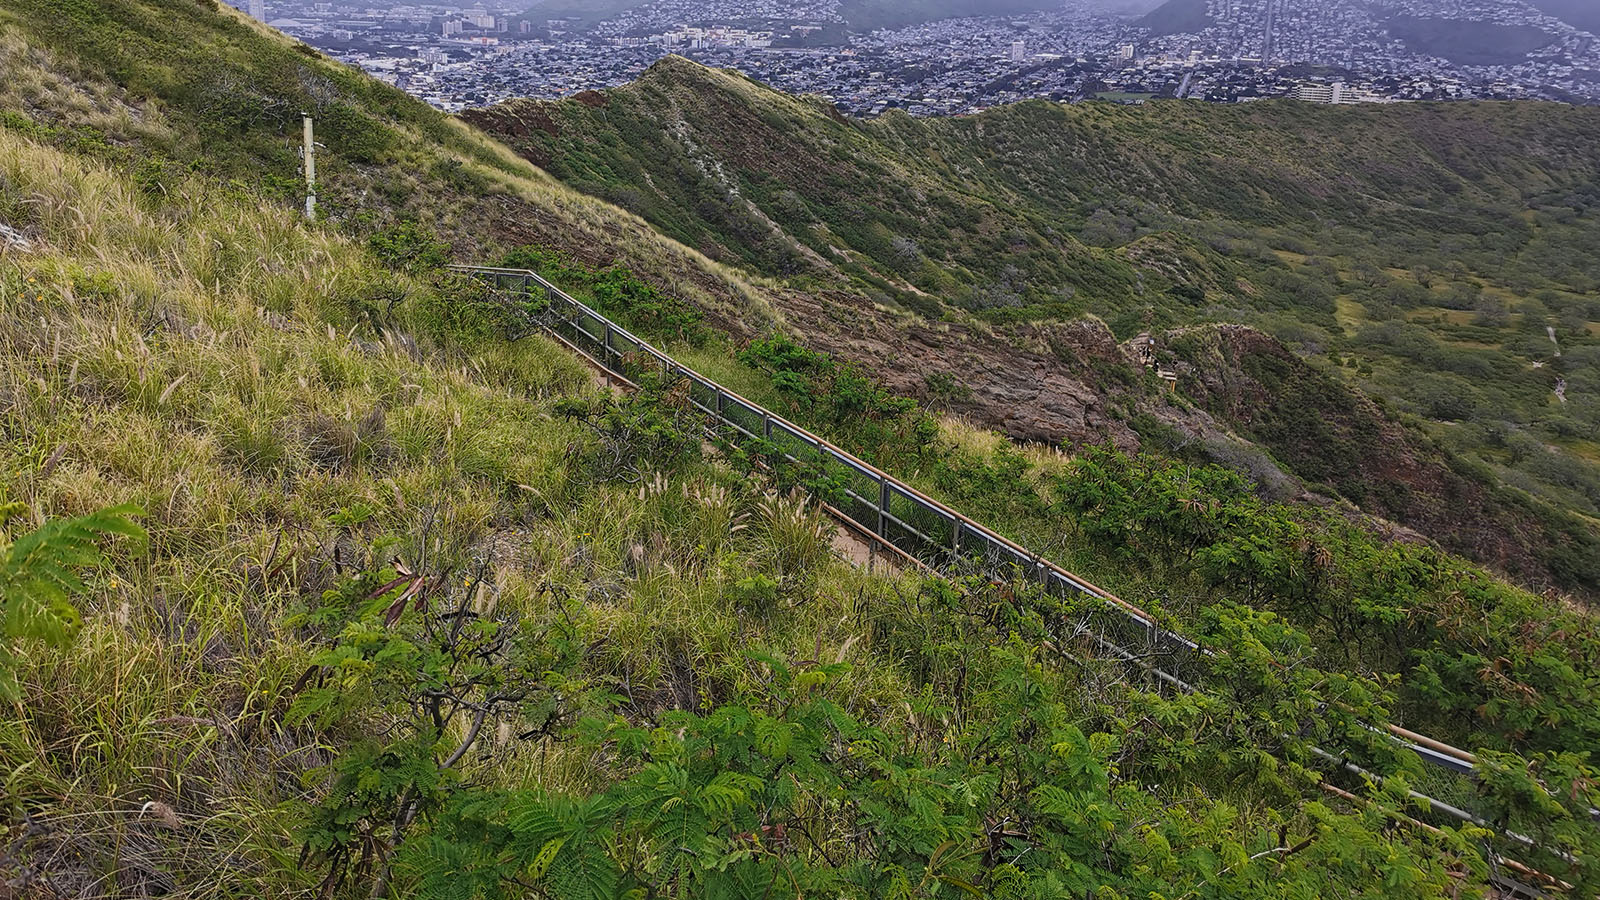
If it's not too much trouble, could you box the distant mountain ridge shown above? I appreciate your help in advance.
[465,56,1600,594]
[1138,0,1212,37]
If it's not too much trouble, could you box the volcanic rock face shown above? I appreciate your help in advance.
[788,302,1592,593]
[769,288,1139,449]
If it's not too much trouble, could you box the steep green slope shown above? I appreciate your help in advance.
[466,58,1600,596]
[3,121,1596,900]
[469,57,1144,319]
[0,0,782,331]
[2,4,1599,896]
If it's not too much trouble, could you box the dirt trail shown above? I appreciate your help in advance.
[828,521,910,575]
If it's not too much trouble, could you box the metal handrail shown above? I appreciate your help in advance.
[451,264,1598,848]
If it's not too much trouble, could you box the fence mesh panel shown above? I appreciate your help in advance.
[721,396,764,439]
[769,420,820,464]
[885,487,954,551]
[685,376,718,415]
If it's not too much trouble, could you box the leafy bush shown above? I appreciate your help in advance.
[388,611,1496,900]
[369,221,451,274]
[555,382,704,485]
[738,332,935,458]
[498,246,705,344]
[411,274,535,350]
[292,566,584,895]
[0,504,144,699]
[1050,446,1600,759]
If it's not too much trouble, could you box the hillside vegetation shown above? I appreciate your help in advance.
[466,57,1600,596]
[1,3,1598,897]
[0,0,783,332]
[4,98,1599,900]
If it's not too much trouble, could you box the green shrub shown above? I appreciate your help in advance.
[369,221,451,274]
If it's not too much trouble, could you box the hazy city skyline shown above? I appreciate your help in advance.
[241,0,1600,114]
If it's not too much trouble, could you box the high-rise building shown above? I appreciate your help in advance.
[1010,40,1025,63]
[1296,82,1335,103]
[247,0,264,21]
[1294,82,1387,104]
[1116,43,1136,62]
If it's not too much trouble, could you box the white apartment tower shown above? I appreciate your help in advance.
[248,0,265,20]
[1010,40,1025,63]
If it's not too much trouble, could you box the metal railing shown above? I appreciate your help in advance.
[454,263,1592,885]
[457,266,1201,670]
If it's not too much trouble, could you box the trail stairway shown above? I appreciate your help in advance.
[455,264,1593,896]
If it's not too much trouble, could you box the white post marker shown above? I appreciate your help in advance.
[302,114,316,220]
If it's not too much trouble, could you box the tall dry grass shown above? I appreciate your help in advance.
[0,124,928,897]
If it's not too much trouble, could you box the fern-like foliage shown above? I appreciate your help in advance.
[0,503,144,697]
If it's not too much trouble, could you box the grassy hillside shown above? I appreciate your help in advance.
[465,57,1600,596]
[0,0,782,332]
[2,3,1599,896]
[4,128,1596,898]
[0,121,906,896]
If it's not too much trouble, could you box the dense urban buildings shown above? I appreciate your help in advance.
[234,0,1600,115]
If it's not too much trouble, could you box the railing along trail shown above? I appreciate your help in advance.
[453,264,1592,894]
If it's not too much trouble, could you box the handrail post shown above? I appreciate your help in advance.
[877,480,889,542]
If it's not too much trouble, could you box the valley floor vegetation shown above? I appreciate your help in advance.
[5,108,1599,899]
